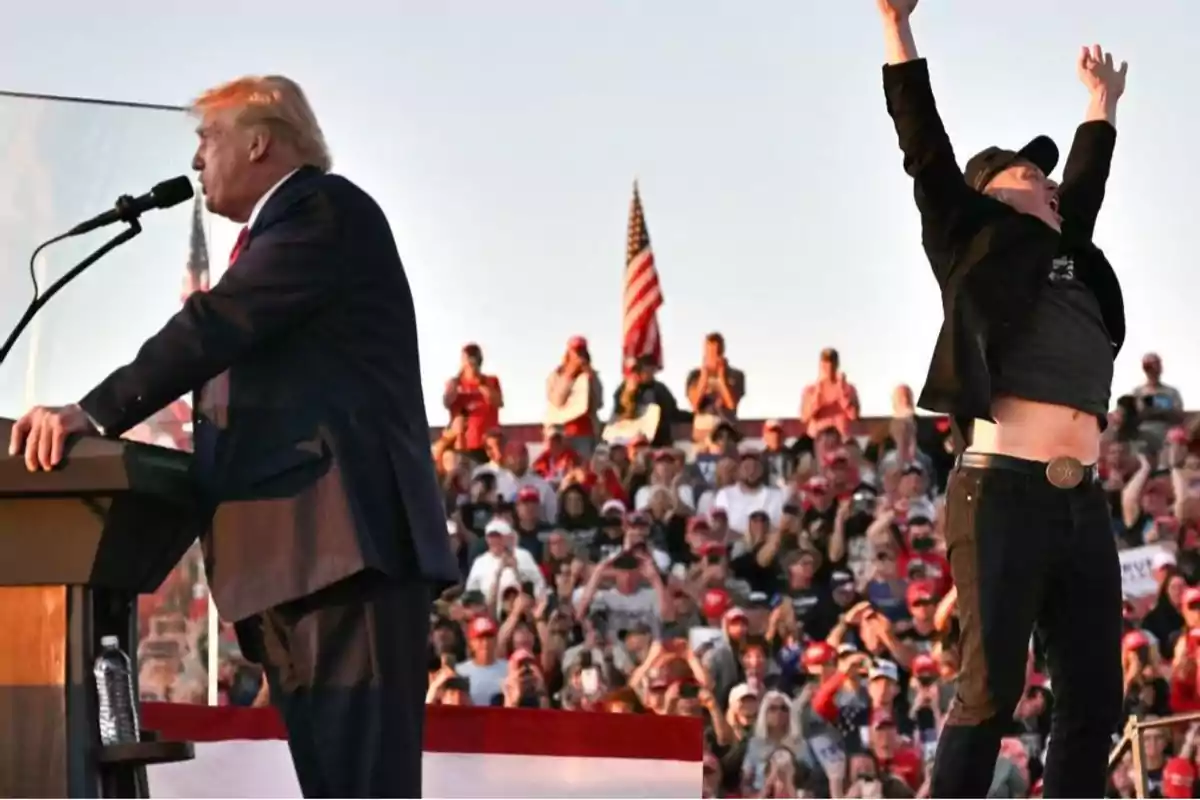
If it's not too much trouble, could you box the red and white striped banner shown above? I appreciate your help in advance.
[143,703,703,798]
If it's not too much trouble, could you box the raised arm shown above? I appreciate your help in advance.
[878,1,976,283]
[1059,44,1127,241]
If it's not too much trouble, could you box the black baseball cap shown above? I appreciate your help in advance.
[964,135,1059,192]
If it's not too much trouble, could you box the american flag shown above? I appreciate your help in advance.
[623,181,663,371]
[187,193,210,285]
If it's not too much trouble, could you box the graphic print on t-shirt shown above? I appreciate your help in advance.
[1049,255,1075,282]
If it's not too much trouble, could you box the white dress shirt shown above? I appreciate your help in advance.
[246,168,300,231]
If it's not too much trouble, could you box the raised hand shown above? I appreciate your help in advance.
[876,0,918,19]
[1078,44,1128,99]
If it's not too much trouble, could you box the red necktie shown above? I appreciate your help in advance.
[229,226,249,266]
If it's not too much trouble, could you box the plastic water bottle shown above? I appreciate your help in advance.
[94,635,140,746]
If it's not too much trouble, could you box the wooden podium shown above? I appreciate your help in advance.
[0,418,200,797]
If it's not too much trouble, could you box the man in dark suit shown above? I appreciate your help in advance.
[8,74,458,797]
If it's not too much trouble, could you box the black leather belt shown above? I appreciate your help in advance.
[955,452,1099,489]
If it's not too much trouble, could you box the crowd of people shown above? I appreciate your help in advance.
[135,333,1200,799]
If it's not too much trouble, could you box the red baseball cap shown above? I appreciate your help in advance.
[516,486,540,504]
[911,653,938,677]
[1184,587,1200,607]
[802,641,836,669]
[1163,757,1196,798]
[870,708,896,729]
[1122,630,1150,651]
[906,580,938,606]
[468,616,498,639]
[701,588,731,620]
[723,606,748,624]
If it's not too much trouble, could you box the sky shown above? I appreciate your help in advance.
[0,1,1194,427]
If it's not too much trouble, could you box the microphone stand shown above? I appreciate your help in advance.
[0,219,142,369]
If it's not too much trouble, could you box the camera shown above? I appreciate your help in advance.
[851,488,877,517]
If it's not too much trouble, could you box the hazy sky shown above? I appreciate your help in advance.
[0,1,1194,426]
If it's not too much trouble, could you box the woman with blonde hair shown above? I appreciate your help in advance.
[740,689,802,795]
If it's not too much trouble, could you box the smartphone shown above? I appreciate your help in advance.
[678,682,700,700]
[581,666,600,696]
[521,580,535,596]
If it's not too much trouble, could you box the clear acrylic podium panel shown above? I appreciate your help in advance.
[0,90,248,707]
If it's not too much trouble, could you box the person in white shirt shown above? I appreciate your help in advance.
[633,449,696,511]
[463,519,546,599]
[714,450,785,535]
[574,544,670,640]
[471,431,519,499]
[505,442,557,522]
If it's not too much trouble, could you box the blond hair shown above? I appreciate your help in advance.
[192,75,331,173]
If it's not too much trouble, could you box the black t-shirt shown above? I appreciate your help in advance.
[990,247,1114,422]
[784,586,838,640]
[895,624,938,658]
[588,525,626,563]
[730,546,781,594]
[514,522,551,561]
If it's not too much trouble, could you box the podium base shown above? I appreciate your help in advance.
[98,738,194,767]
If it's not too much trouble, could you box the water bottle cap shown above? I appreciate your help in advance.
[100,635,120,648]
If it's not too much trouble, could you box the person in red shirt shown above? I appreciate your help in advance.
[442,342,503,462]
[1169,627,1200,713]
[531,425,582,484]
[868,708,925,792]
[799,348,860,439]
[896,508,953,599]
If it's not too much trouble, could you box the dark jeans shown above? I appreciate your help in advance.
[931,459,1123,798]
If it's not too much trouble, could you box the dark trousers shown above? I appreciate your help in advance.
[239,570,431,798]
[931,461,1123,798]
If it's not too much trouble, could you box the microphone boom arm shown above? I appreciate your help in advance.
[0,219,142,369]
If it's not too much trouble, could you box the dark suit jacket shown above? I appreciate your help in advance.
[882,59,1126,424]
[80,166,459,621]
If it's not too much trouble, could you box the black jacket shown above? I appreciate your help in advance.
[80,167,460,620]
[883,59,1126,422]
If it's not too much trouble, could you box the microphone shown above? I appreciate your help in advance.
[66,176,195,237]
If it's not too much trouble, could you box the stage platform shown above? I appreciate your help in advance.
[142,702,703,798]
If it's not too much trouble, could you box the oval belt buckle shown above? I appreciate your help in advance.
[1046,456,1084,489]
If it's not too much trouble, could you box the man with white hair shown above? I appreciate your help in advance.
[8,74,456,796]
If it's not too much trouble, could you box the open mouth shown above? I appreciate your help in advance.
[1048,195,1060,217]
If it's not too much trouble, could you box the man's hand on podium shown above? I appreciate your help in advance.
[7,404,98,472]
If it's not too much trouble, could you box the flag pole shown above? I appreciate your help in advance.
[207,589,220,705]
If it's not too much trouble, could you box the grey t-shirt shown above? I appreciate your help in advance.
[456,659,508,705]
